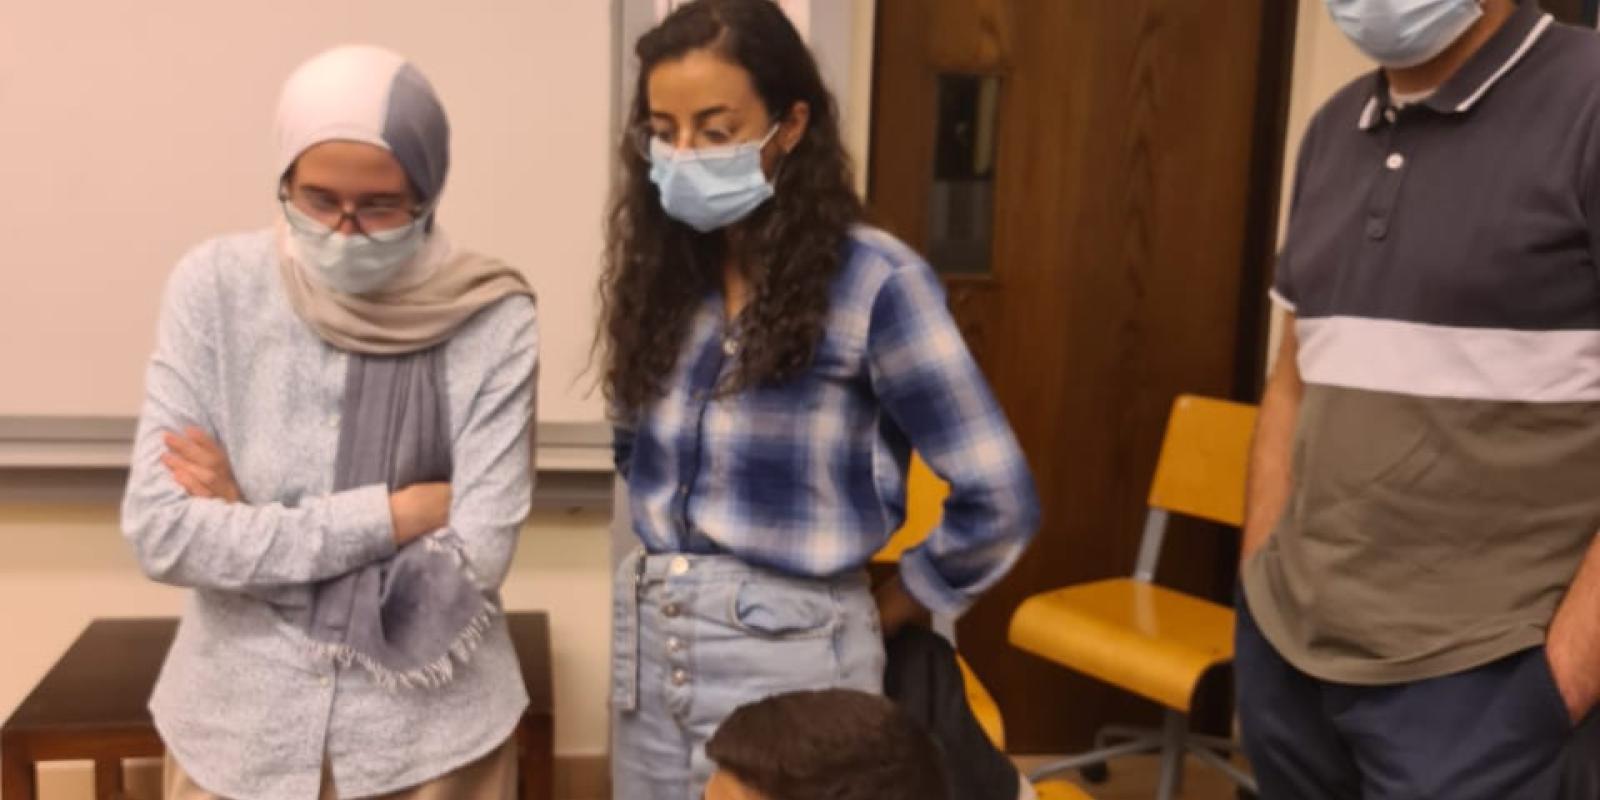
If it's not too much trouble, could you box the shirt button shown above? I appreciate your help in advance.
[676,485,689,499]
[722,338,739,356]
[319,676,332,687]
[667,636,684,654]
[663,602,682,618]
[1385,153,1405,171]
[671,668,689,686]
[668,556,690,577]
[1384,108,1397,123]
[326,415,340,429]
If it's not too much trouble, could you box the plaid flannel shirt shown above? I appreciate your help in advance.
[614,227,1039,615]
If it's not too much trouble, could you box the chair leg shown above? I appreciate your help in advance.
[1155,711,1186,800]
[1188,741,1260,795]
[1027,735,1164,783]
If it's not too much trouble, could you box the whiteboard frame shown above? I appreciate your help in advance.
[0,416,614,474]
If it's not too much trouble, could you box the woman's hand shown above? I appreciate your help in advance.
[162,427,243,503]
[389,482,453,546]
[875,573,930,639]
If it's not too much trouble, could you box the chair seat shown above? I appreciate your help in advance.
[1008,578,1234,712]
[1035,779,1095,799]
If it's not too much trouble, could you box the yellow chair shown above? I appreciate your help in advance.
[879,457,1094,800]
[1007,395,1259,800]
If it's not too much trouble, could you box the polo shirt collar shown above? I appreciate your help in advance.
[1358,0,1554,131]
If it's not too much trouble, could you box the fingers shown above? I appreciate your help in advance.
[186,427,228,459]
[162,451,217,484]
[162,455,216,499]
[162,428,241,502]
[163,429,225,471]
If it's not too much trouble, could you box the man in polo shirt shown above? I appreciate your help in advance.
[1238,0,1600,796]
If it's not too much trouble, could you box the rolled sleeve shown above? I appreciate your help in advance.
[867,261,1041,615]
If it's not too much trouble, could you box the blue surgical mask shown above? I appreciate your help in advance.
[285,203,429,295]
[1324,0,1484,68]
[649,125,781,233]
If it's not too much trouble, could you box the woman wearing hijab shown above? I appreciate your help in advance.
[121,45,537,800]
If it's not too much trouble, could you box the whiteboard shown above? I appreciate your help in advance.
[0,1,613,425]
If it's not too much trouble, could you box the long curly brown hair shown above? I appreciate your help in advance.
[599,0,864,414]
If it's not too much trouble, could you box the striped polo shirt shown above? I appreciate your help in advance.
[1242,1,1600,685]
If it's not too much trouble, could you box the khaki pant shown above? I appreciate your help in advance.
[163,737,518,800]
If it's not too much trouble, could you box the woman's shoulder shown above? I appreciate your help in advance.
[842,225,929,277]
[835,225,942,307]
[457,290,537,337]
[446,291,539,365]
[163,229,278,314]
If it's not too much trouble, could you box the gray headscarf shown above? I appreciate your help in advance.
[275,44,449,204]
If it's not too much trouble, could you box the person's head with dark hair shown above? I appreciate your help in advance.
[599,0,864,413]
[703,689,950,800]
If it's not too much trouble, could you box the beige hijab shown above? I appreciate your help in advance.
[272,44,532,355]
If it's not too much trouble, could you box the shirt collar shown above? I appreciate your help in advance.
[1358,0,1554,131]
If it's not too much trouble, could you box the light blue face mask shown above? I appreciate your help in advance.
[649,125,781,233]
[285,202,429,295]
[1324,0,1484,68]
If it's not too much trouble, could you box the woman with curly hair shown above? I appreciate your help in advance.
[601,1,1040,796]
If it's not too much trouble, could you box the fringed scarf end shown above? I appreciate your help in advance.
[305,600,500,692]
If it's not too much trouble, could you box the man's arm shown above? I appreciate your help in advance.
[1241,312,1303,565]
[1548,534,1600,723]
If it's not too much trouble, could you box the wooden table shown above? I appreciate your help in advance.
[2,613,555,800]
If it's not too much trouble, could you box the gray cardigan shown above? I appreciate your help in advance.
[121,230,536,799]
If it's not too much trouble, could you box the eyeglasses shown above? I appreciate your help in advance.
[278,186,425,241]
[629,123,751,162]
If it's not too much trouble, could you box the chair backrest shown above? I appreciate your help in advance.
[872,454,950,564]
[1145,395,1257,527]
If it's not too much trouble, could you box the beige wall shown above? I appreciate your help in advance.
[0,502,612,798]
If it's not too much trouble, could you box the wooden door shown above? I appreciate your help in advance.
[868,0,1296,752]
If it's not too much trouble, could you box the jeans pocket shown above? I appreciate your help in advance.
[728,578,839,640]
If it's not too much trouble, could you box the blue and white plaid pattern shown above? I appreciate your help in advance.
[615,227,1039,615]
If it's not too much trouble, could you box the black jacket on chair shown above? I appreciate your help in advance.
[884,626,1021,800]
